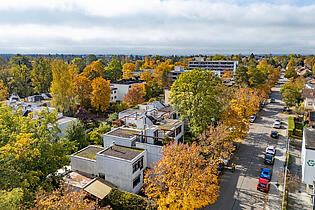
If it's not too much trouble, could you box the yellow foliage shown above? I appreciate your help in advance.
[90,77,111,112]
[0,80,8,101]
[122,63,136,79]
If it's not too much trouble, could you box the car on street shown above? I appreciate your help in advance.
[250,115,256,123]
[257,178,270,192]
[270,130,279,138]
[264,153,274,165]
[273,121,281,129]
[266,145,276,156]
[283,106,290,112]
[270,98,276,103]
[260,168,271,181]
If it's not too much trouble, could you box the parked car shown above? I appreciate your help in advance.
[250,115,257,123]
[266,145,276,156]
[257,178,270,192]
[283,106,292,113]
[270,131,279,138]
[275,118,281,124]
[273,121,281,129]
[260,168,272,181]
[270,98,276,103]
[264,153,274,165]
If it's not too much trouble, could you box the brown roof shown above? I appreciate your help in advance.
[100,145,144,161]
[75,146,104,160]
[310,80,315,84]
[302,89,315,99]
[83,178,115,200]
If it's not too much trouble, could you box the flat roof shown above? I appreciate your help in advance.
[83,178,115,200]
[304,128,315,150]
[75,146,104,160]
[106,127,141,139]
[157,119,182,130]
[63,171,92,189]
[56,116,77,124]
[120,109,146,116]
[111,79,145,85]
[100,145,144,161]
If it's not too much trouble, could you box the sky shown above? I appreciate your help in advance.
[0,0,314,55]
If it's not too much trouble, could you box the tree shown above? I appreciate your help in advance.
[247,67,266,87]
[0,80,8,101]
[10,55,32,69]
[0,107,74,205]
[212,54,226,61]
[86,54,97,65]
[0,188,23,209]
[140,70,153,85]
[170,69,224,135]
[105,59,122,81]
[123,83,145,106]
[234,65,249,85]
[144,142,219,209]
[71,57,86,74]
[122,63,136,79]
[64,120,89,150]
[72,74,92,108]
[9,64,32,98]
[50,59,75,113]
[31,58,52,94]
[280,78,305,107]
[34,184,99,209]
[153,62,172,89]
[90,77,111,112]
[81,60,106,80]
[284,67,298,79]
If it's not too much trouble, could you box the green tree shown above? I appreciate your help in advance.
[234,65,249,85]
[71,57,86,74]
[212,54,226,61]
[31,58,52,94]
[284,67,298,79]
[106,59,122,81]
[10,55,32,69]
[85,54,97,65]
[64,120,88,150]
[170,69,224,135]
[0,188,23,209]
[9,64,32,97]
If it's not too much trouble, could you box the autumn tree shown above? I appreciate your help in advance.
[105,58,122,81]
[123,83,146,106]
[90,77,111,112]
[0,80,8,100]
[122,63,136,79]
[144,142,219,209]
[153,62,172,89]
[212,54,226,61]
[50,59,75,113]
[86,54,97,65]
[284,67,298,79]
[31,58,52,94]
[64,120,89,150]
[34,185,99,209]
[170,69,224,135]
[9,64,32,97]
[10,55,32,69]
[81,60,106,80]
[140,70,153,85]
[72,74,92,108]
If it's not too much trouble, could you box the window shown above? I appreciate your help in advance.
[133,157,144,173]
[308,102,313,106]
[133,175,141,188]
[176,125,182,136]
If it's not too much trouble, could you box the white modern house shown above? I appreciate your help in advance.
[301,128,315,187]
[109,79,146,102]
[71,144,147,194]
[188,57,238,78]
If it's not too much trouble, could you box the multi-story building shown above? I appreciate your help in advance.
[188,57,238,78]
[168,66,187,83]
[110,79,146,102]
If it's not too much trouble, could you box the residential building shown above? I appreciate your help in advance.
[305,79,315,90]
[188,57,238,78]
[302,89,315,110]
[308,111,315,128]
[301,128,315,202]
[110,79,146,102]
[168,66,187,83]
[71,144,147,194]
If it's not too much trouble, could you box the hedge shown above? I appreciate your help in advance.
[288,116,295,137]
[105,188,157,210]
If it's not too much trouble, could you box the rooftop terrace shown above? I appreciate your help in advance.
[100,145,144,161]
[75,146,104,160]
[157,119,182,130]
[105,128,141,139]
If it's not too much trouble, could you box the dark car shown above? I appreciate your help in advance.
[270,131,279,138]
[217,162,224,174]
[283,106,291,113]
[270,98,276,103]
[264,153,274,165]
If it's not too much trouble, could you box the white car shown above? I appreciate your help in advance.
[250,115,257,123]
[266,146,276,156]
[273,121,281,129]
[275,118,281,124]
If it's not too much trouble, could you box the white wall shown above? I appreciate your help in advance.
[135,142,162,168]
[103,134,135,148]
[302,131,315,185]
[71,156,98,176]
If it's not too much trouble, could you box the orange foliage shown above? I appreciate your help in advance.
[123,84,145,106]
[90,77,111,112]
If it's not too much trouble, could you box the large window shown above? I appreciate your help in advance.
[133,175,141,188]
[132,157,144,173]
[176,125,182,136]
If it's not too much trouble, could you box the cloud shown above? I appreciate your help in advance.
[0,0,314,54]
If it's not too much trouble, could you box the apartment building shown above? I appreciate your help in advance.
[110,79,146,102]
[188,57,238,78]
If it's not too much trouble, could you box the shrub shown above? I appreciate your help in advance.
[105,188,156,210]
[288,116,295,137]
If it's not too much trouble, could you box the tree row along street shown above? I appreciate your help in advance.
[206,73,287,210]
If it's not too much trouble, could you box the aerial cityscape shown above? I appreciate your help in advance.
[0,0,315,210]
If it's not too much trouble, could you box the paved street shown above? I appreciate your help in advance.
[206,76,287,210]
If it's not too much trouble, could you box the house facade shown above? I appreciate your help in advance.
[110,79,146,102]
[302,89,315,110]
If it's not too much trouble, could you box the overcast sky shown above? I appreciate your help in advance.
[0,0,314,55]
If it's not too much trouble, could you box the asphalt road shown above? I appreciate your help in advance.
[205,76,288,210]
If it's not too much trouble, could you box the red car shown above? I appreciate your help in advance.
[257,178,270,192]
